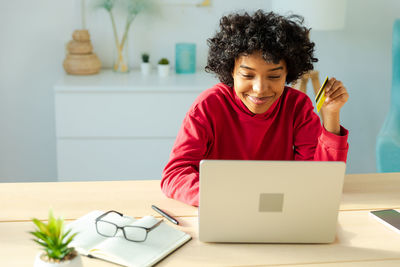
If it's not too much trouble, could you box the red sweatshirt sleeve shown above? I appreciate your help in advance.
[161,108,212,207]
[293,96,349,162]
[315,126,349,162]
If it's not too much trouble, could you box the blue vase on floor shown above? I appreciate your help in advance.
[376,19,400,172]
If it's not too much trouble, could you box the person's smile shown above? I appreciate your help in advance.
[246,94,275,105]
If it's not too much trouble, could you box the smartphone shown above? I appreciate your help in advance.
[370,209,400,234]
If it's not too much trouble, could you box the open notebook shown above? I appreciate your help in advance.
[66,210,191,267]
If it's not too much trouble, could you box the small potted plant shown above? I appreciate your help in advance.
[157,58,170,77]
[141,53,151,75]
[30,211,82,267]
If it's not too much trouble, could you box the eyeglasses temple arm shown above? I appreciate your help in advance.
[147,219,163,232]
[95,210,124,221]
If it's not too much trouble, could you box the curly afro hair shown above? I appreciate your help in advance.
[205,10,318,87]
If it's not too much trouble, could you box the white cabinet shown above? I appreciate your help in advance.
[55,70,218,181]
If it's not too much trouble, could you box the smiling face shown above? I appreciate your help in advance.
[232,51,288,114]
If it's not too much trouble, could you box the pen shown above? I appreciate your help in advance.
[151,205,179,225]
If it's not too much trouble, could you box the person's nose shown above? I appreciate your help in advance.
[252,78,268,94]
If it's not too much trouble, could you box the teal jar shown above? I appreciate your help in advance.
[175,43,196,74]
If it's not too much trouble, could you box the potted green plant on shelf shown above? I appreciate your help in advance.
[141,53,151,75]
[158,58,170,77]
[30,211,81,267]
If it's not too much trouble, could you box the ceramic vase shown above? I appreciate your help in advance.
[141,62,151,75]
[34,253,83,267]
[158,64,170,77]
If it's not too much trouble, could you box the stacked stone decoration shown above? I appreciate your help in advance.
[63,30,101,75]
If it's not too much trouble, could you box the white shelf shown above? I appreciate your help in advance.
[54,69,218,181]
[55,69,218,93]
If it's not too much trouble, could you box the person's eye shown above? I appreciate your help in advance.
[269,76,281,79]
[240,73,254,78]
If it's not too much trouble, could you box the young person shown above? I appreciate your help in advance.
[161,10,349,206]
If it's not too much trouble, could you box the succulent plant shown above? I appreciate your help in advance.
[30,211,78,261]
[158,58,169,65]
[142,53,150,63]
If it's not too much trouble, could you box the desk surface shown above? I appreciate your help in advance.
[1,172,400,266]
[1,172,399,222]
[1,211,400,267]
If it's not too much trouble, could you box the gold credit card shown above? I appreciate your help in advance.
[315,76,329,113]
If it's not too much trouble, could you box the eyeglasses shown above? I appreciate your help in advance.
[95,210,162,242]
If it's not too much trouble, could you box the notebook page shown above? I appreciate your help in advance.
[90,216,191,267]
[66,210,107,254]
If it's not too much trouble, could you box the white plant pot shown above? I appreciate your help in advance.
[141,62,151,75]
[157,64,170,77]
[34,253,83,267]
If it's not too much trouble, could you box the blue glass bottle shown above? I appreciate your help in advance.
[175,43,196,74]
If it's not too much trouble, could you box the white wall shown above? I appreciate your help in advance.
[0,0,76,182]
[0,0,398,182]
[311,0,395,175]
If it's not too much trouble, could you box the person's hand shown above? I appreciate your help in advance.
[320,77,349,135]
[322,77,349,114]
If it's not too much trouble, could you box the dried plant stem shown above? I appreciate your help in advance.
[109,11,120,49]
[120,17,134,50]
[108,11,128,72]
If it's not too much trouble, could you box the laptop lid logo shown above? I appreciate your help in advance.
[259,193,284,212]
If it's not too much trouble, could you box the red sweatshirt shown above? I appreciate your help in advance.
[161,83,349,206]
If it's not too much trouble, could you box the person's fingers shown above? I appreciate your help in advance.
[324,77,337,94]
[326,90,349,103]
[326,79,343,96]
[328,85,347,99]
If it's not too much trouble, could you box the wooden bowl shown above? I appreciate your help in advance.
[67,40,93,54]
[63,53,101,75]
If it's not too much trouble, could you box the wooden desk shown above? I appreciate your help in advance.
[1,173,400,266]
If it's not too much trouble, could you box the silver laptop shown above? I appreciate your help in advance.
[198,160,346,243]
